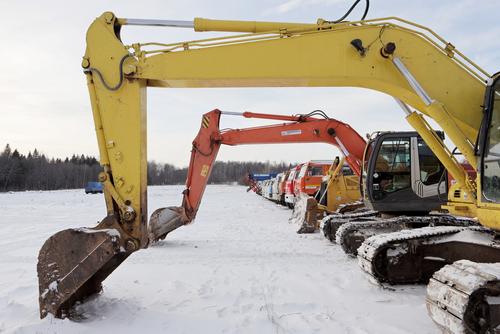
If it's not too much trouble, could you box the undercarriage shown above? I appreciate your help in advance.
[335,214,477,256]
[427,260,500,333]
[356,224,500,331]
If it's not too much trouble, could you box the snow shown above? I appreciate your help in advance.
[287,193,308,227]
[76,227,121,238]
[0,185,439,333]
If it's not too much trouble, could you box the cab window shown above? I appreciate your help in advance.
[417,139,444,185]
[310,166,324,176]
[372,137,411,198]
[482,79,500,203]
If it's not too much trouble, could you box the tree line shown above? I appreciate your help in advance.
[0,144,292,192]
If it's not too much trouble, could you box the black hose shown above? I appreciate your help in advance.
[84,55,130,91]
[299,109,331,119]
[328,0,370,24]
[361,0,370,20]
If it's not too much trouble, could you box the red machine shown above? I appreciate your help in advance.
[294,160,332,196]
[277,170,291,205]
[284,164,303,208]
[149,109,366,241]
[243,173,261,194]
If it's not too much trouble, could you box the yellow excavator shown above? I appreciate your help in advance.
[37,6,499,333]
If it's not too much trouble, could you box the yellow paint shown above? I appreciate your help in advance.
[405,111,476,199]
[194,17,319,33]
[321,157,361,212]
[201,164,210,177]
[84,12,498,240]
[202,116,210,128]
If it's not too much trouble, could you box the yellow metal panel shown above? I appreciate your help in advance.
[83,13,498,233]
[194,18,318,33]
[138,24,484,148]
[476,174,500,229]
[326,175,361,211]
[84,13,148,247]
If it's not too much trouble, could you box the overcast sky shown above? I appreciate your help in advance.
[1,1,498,167]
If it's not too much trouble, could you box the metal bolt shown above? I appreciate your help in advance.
[114,151,123,163]
[123,64,136,75]
[81,58,90,69]
[380,42,396,58]
[98,172,107,182]
[123,208,136,222]
[125,240,137,252]
[104,12,115,24]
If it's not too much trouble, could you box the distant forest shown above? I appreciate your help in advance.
[0,144,292,192]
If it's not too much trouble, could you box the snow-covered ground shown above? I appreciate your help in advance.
[0,185,439,334]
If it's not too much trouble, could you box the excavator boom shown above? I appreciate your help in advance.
[149,109,366,242]
[38,11,499,332]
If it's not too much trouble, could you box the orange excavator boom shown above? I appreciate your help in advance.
[149,109,366,242]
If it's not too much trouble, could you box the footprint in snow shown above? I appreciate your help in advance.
[217,307,227,318]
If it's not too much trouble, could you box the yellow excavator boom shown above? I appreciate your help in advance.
[38,11,499,323]
[83,12,493,223]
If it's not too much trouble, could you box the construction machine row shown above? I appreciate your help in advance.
[36,4,499,334]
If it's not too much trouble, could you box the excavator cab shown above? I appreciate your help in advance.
[361,131,446,214]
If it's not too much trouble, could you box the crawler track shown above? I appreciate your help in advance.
[357,224,496,285]
[322,210,377,242]
[337,215,477,256]
[427,260,500,333]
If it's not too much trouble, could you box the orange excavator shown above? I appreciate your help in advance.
[38,108,368,318]
[148,108,366,242]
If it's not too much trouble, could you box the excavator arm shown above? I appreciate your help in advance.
[149,108,366,242]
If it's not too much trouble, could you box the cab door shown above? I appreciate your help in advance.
[365,132,446,213]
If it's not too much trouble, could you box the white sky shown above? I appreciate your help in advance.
[0,0,498,167]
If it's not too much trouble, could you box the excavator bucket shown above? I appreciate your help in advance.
[290,194,319,233]
[149,206,188,242]
[37,216,129,318]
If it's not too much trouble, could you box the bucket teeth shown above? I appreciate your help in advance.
[37,218,129,319]
[148,207,187,242]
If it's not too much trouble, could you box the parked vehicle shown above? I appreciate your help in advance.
[284,164,303,208]
[277,171,290,205]
[246,173,277,194]
[270,173,282,202]
[266,179,274,200]
[294,160,332,197]
[85,181,103,194]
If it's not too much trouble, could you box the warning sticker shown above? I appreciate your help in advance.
[202,115,210,128]
[200,164,210,177]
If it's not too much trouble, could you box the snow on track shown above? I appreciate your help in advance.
[0,185,438,333]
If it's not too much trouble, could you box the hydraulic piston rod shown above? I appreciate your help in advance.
[118,17,319,33]
[118,18,194,28]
